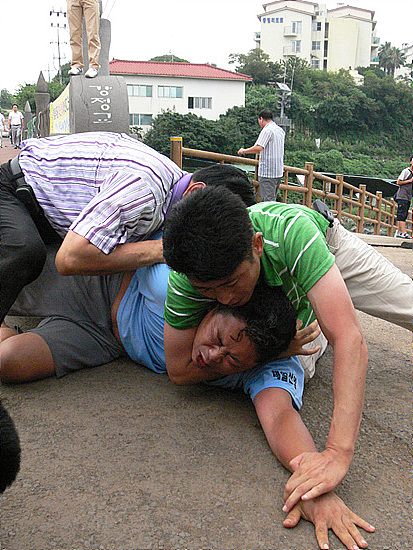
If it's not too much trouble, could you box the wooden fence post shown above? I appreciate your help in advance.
[374,192,382,235]
[389,200,396,236]
[170,136,183,168]
[304,162,314,208]
[336,174,344,221]
[357,184,366,233]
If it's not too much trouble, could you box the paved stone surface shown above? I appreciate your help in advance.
[1,246,412,549]
[0,138,19,164]
[1,140,412,548]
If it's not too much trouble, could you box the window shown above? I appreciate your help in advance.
[292,40,301,54]
[325,22,329,39]
[158,86,183,98]
[129,113,153,126]
[280,17,283,23]
[271,18,275,23]
[311,59,320,69]
[276,17,279,23]
[127,84,152,97]
[312,21,322,32]
[291,21,302,34]
[188,97,212,109]
[312,41,321,50]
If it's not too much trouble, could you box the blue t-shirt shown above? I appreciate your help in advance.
[117,263,304,409]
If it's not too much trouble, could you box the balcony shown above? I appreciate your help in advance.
[283,46,299,56]
[284,26,298,36]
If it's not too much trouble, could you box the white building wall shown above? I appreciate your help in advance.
[257,1,377,72]
[259,2,316,62]
[122,75,247,129]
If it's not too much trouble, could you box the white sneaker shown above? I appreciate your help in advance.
[68,66,82,76]
[85,67,98,78]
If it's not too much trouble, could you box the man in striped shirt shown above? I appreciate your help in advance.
[238,109,285,201]
[162,186,412,547]
[0,132,254,324]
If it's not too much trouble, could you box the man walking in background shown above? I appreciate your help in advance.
[238,109,285,201]
[8,105,24,149]
[0,112,6,148]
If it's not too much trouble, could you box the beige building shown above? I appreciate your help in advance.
[254,1,380,71]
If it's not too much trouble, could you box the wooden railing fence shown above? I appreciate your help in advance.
[170,137,412,237]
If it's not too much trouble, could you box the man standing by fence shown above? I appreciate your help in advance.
[238,109,285,201]
[8,105,24,149]
[394,155,413,239]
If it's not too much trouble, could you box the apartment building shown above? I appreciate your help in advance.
[109,60,252,131]
[254,1,380,72]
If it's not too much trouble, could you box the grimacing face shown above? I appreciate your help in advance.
[188,233,263,307]
[191,309,258,376]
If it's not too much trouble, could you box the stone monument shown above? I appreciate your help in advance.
[69,2,129,134]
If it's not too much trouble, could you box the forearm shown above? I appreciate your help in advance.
[397,178,413,186]
[167,359,224,386]
[255,388,318,471]
[326,328,368,457]
[56,231,165,275]
[240,145,263,155]
[266,408,317,471]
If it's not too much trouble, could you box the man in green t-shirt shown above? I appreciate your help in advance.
[162,186,412,544]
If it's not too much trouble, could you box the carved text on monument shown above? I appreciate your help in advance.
[89,84,114,124]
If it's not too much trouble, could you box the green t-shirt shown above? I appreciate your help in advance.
[164,202,335,329]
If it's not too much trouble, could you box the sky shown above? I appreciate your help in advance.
[2,0,412,94]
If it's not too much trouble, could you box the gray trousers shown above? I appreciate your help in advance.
[10,125,22,146]
[258,176,282,201]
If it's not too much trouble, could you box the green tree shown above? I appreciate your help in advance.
[0,89,13,110]
[387,46,406,77]
[229,49,282,85]
[53,62,71,87]
[149,54,189,63]
[13,84,37,111]
[378,42,405,76]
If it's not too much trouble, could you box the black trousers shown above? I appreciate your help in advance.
[0,161,61,324]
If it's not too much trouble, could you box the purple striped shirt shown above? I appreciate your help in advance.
[19,132,187,254]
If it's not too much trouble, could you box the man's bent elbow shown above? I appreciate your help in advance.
[55,250,82,276]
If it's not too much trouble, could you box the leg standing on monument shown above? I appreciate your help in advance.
[67,0,101,78]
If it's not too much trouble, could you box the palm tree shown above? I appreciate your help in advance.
[378,42,392,74]
[387,46,406,77]
[378,42,406,77]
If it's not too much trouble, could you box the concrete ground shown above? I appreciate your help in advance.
[1,138,412,549]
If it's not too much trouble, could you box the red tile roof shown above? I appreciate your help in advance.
[109,59,252,81]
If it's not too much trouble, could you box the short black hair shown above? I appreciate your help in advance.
[216,279,297,365]
[192,164,256,207]
[163,186,254,281]
[258,109,274,121]
[0,399,21,493]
